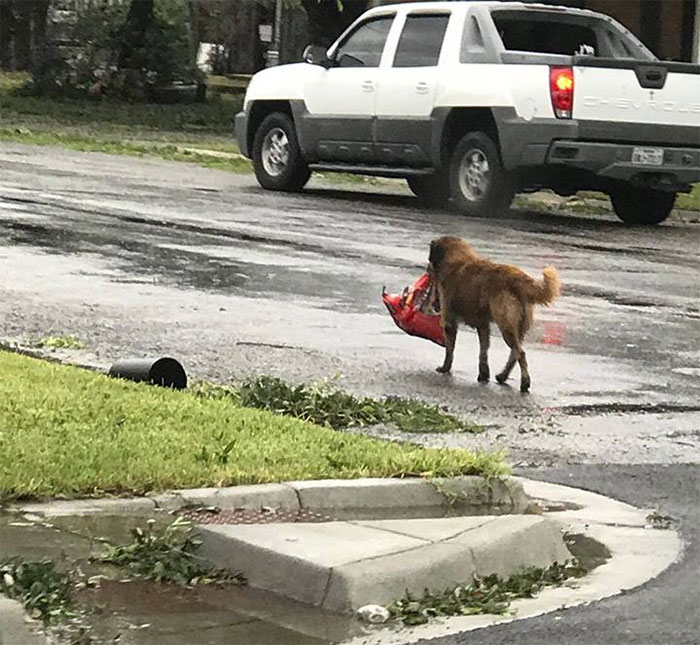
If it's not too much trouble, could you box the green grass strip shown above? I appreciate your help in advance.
[0,351,507,502]
[0,126,252,173]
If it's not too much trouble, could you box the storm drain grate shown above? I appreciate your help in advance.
[177,508,337,525]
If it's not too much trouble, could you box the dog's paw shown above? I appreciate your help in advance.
[495,373,508,385]
[436,365,451,374]
[477,373,490,383]
[520,379,531,393]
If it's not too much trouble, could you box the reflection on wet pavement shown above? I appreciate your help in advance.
[0,142,699,466]
[0,512,358,645]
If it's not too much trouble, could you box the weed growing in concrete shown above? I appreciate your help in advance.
[94,517,244,586]
[34,334,86,350]
[389,561,587,625]
[646,510,676,530]
[193,376,483,434]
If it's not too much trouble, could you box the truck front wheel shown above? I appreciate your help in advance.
[449,131,514,218]
[252,112,310,192]
[610,186,676,225]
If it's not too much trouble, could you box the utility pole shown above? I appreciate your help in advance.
[267,0,283,67]
[693,0,700,63]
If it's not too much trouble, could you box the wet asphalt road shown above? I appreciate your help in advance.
[426,463,700,645]
[1,142,699,643]
[1,141,699,467]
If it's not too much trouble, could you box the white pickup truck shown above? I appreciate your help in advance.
[235,1,700,225]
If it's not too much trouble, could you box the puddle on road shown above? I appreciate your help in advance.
[176,503,523,527]
[564,533,611,571]
[0,215,380,313]
[78,580,348,645]
[0,511,364,645]
[556,402,700,416]
[0,496,608,644]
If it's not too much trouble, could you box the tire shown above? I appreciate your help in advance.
[449,131,514,218]
[252,112,310,192]
[610,186,675,225]
[406,174,449,208]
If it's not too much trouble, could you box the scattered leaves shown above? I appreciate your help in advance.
[94,517,244,586]
[389,561,588,625]
[0,557,96,643]
[193,375,483,434]
[0,558,75,624]
[35,334,86,350]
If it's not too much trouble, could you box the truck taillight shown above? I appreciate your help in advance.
[550,67,574,119]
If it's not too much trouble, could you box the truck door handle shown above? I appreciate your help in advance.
[361,80,374,92]
[415,81,429,94]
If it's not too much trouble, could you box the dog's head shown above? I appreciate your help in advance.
[428,236,475,277]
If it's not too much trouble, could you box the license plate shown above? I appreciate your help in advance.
[632,147,664,166]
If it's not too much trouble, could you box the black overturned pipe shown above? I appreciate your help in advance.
[108,357,187,390]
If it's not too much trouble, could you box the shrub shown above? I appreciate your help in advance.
[29,0,202,101]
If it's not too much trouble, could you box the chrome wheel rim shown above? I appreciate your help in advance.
[458,148,490,202]
[261,127,290,177]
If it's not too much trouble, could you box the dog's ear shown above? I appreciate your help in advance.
[428,239,445,272]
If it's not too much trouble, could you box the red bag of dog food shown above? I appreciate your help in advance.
[382,273,445,347]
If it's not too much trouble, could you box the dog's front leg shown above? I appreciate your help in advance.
[437,319,457,374]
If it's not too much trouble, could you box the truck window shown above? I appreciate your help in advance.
[494,15,598,56]
[334,16,394,68]
[393,14,450,67]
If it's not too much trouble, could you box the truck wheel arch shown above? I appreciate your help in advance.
[435,107,501,170]
[247,100,296,159]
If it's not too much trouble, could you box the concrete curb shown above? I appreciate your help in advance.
[6,476,537,632]
[12,476,528,517]
[0,596,47,645]
[7,476,681,643]
[339,476,683,645]
[199,514,570,611]
[10,476,548,614]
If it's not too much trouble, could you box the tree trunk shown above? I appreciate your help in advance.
[0,0,15,70]
[280,5,309,65]
[118,0,155,69]
[14,0,32,70]
[301,0,367,48]
[31,0,49,55]
[187,0,200,67]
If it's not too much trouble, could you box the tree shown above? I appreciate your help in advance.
[301,0,366,47]
[0,0,15,69]
[0,0,49,71]
[118,0,156,69]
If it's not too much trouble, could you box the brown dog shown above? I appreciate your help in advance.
[428,236,561,392]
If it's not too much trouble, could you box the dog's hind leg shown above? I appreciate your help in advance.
[495,329,520,386]
[496,330,530,393]
[477,324,490,382]
[517,307,532,392]
[491,293,521,385]
[518,348,531,393]
[437,317,458,374]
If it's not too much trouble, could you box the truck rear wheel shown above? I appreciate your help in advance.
[449,131,514,218]
[406,174,449,207]
[252,112,310,192]
[610,186,676,225]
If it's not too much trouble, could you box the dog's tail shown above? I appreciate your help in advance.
[525,267,561,305]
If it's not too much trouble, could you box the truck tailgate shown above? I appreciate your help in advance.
[572,59,700,131]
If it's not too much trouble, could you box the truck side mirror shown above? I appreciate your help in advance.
[303,44,332,68]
